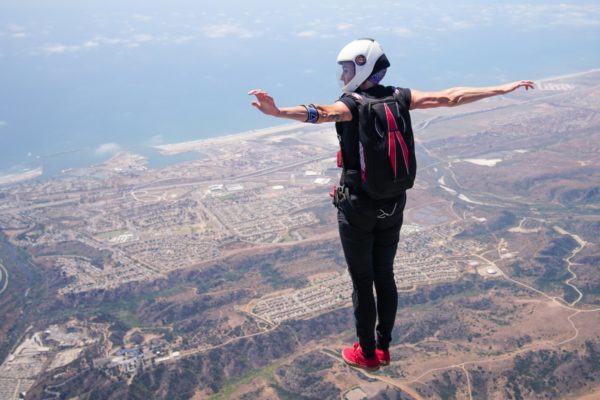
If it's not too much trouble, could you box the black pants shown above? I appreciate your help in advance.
[337,189,406,358]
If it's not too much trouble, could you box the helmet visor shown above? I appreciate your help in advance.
[337,61,356,91]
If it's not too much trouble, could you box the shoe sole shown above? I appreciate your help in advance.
[342,355,380,371]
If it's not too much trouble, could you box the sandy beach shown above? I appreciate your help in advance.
[0,166,43,186]
[152,122,326,155]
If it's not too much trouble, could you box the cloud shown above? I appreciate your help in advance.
[336,23,354,31]
[294,18,357,39]
[95,34,154,48]
[132,14,153,22]
[123,34,154,48]
[545,4,600,27]
[5,24,32,40]
[203,23,256,39]
[485,3,600,29]
[172,35,194,44]
[41,44,82,54]
[95,143,122,156]
[132,34,153,43]
[0,120,6,128]
[83,40,100,48]
[93,36,124,45]
[439,16,473,31]
[362,3,599,35]
[7,24,26,33]
[296,30,318,38]
[391,27,414,37]
[39,33,161,55]
[146,134,164,146]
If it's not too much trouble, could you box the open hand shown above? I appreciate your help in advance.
[248,89,281,117]
[505,80,535,93]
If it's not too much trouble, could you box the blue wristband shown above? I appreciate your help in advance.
[305,104,319,123]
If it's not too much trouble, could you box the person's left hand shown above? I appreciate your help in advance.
[248,89,281,117]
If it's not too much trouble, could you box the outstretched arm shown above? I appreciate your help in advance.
[410,80,535,110]
[248,89,352,123]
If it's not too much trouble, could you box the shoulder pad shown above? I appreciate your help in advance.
[340,92,363,101]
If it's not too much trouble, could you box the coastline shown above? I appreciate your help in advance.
[0,166,43,186]
[152,68,600,156]
[152,122,312,155]
[3,69,598,179]
[536,68,600,83]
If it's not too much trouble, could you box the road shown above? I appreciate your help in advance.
[390,226,599,399]
[149,215,598,400]
[319,348,425,400]
[133,155,330,192]
[553,226,587,306]
[0,260,8,295]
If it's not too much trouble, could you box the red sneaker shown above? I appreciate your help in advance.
[342,343,380,371]
[375,348,390,366]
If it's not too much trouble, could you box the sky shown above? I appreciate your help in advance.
[0,0,599,174]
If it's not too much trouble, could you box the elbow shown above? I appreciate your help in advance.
[444,89,462,107]
[447,96,462,107]
[438,95,460,107]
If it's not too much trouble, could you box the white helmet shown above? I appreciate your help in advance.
[336,38,390,93]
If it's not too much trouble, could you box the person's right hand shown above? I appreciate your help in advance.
[248,89,281,117]
[503,80,535,93]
